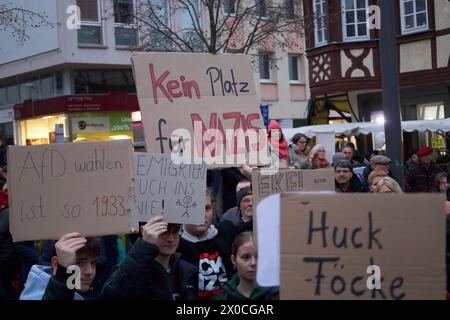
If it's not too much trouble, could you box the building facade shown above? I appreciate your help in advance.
[0,0,310,147]
[302,0,450,150]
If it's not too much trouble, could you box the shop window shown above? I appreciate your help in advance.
[20,115,68,145]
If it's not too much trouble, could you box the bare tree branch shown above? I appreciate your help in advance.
[0,2,55,45]
[133,0,306,57]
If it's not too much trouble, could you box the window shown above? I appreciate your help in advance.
[74,70,136,94]
[176,0,203,50]
[147,0,169,50]
[77,0,103,45]
[40,74,55,99]
[114,0,137,47]
[55,71,64,95]
[285,0,296,20]
[418,103,445,120]
[400,0,428,34]
[342,0,369,41]
[224,0,237,16]
[256,0,267,18]
[5,85,19,105]
[259,52,272,81]
[289,55,302,82]
[19,78,40,101]
[0,87,6,105]
[313,0,327,46]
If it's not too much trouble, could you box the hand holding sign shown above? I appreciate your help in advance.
[141,216,168,245]
[55,232,87,268]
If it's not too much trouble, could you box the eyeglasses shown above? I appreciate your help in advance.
[318,149,326,152]
[298,140,307,144]
[160,227,182,237]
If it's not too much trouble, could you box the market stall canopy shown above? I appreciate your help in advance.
[283,118,450,141]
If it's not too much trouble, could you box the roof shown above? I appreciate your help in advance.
[283,118,450,141]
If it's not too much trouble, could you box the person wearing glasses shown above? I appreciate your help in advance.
[288,133,310,169]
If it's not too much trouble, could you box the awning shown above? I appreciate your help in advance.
[283,118,450,141]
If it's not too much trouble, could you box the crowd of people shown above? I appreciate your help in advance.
[1,121,450,300]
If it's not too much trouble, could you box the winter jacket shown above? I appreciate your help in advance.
[0,209,16,264]
[288,144,310,169]
[406,163,442,192]
[211,275,279,300]
[220,207,240,226]
[101,238,198,300]
[20,265,84,300]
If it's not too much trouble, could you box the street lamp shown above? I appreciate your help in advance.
[379,0,404,189]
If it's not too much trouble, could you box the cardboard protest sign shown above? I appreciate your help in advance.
[130,153,207,224]
[131,52,270,167]
[251,168,335,214]
[280,193,446,300]
[7,140,136,241]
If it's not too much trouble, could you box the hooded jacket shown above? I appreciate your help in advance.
[20,265,84,300]
[211,275,279,300]
[267,120,288,161]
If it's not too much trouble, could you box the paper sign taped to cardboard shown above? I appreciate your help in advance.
[130,153,207,224]
[7,140,136,241]
[251,168,335,214]
[280,193,446,300]
[131,52,270,167]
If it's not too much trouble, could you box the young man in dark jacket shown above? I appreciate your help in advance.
[19,233,100,300]
[43,234,99,300]
[101,217,198,300]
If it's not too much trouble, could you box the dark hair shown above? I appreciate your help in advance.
[291,133,309,144]
[231,231,254,257]
[345,142,356,150]
[77,237,100,258]
[51,237,100,259]
[333,159,353,170]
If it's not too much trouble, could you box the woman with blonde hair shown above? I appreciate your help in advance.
[368,169,388,192]
[375,177,403,194]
